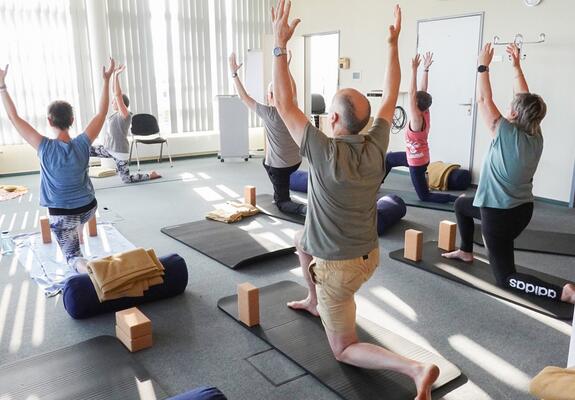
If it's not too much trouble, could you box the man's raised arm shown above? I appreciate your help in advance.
[271,0,308,146]
[375,5,402,124]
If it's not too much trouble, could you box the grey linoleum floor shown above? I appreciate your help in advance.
[1,155,574,400]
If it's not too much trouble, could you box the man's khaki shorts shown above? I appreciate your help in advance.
[309,247,379,334]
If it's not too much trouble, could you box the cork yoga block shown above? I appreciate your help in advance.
[244,186,256,207]
[404,229,423,262]
[39,216,51,244]
[88,216,97,237]
[238,282,259,327]
[438,221,457,252]
[115,325,152,352]
[116,307,152,339]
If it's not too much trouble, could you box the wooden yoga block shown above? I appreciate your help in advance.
[116,307,152,339]
[404,229,423,262]
[115,325,152,352]
[244,185,256,207]
[39,216,51,244]
[438,220,457,252]
[238,282,259,327]
[88,216,97,237]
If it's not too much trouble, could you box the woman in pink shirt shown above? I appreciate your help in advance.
[383,53,457,203]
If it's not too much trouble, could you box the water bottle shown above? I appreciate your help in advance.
[1,231,14,255]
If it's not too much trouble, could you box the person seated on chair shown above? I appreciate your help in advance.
[0,59,116,273]
[270,3,439,399]
[90,64,161,183]
[229,50,306,216]
[383,52,457,204]
[442,43,575,304]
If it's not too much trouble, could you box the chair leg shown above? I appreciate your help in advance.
[128,141,134,166]
[159,143,163,164]
[135,142,141,171]
[165,140,173,167]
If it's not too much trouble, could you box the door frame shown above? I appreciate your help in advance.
[416,12,485,172]
[570,160,575,208]
[303,30,341,116]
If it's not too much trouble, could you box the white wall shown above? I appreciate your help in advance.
[291,0,575,203]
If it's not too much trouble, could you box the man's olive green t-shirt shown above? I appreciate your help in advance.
[300,118,390,260]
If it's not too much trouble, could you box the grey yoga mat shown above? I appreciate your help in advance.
[218,281,462,400]
[256,194,305,225]
[161,216,296,269]
[389,241,574,320]
[0,336,167,400]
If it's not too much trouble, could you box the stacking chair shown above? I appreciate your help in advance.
[311,93,326,128]
[129,114,173,170]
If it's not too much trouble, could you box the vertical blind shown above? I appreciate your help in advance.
[0,0,83,145]
[0,0,273,145]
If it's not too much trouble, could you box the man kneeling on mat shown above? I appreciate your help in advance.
[271,2,439,399]
[442,43,575,304]
[229,49,306,216]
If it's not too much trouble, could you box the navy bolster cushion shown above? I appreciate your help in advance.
[63,253,188,319]
[289,170,308,193]
[377,195,407,235]
[168,387,227,400]
[447,168,471,191]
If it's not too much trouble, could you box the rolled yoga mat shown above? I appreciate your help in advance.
[0,336,168,400]
[389,241,574,320]
[473,224,575,257]
[218,281,462,400]
[161,216,296,269]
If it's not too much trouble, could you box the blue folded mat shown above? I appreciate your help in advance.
[63,253,188,319]
[168,386,227,400]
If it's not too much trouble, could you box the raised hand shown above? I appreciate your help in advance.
[0,64,8,86]
[228,53,243,74]
[478,43,494,66]
[271,0,301,47]
[506,44,521,68]
[115,64,126,75]
[411,54,421,70]
[102,57,116,81]
[423,52,434,70]
[387,4,402,44]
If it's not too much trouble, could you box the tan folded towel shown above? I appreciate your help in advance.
[530,366,575,400]
[206,202,259,223]
[0,185,28,201]
[89,166,117,178]
[87,248,165,302]
[427,161,460,191]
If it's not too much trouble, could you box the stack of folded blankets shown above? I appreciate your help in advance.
[427,161,461,191]
[206,201,259,223]
[0,184,28,201]
[88,166,117,178]
[86,248,165,302]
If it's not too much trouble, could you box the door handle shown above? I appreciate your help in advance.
[458,103,473,106]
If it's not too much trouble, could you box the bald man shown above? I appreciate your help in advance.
[270,2,438,399]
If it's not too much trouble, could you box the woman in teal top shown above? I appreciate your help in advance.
[0,59,116,273]
[443,43,575,304]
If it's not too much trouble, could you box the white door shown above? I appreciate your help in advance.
[417,14,483,170]
[304,32,340,115]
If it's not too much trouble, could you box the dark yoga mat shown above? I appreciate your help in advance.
[0,336,167,400]
[473,223,575,257]
[218,281,462,400]
[378,188,458,212]
[256,194,306,225]
[389,241,574,320]
[161,216,295,269]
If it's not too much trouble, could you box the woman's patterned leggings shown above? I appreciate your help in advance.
[90,145,150,183]
[49,205,97,266]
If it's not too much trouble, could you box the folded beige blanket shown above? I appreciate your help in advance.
[89,166,117,178]
[87,248,165,302]
[206,202,259,223]
[0,184,28,201]
[427,161,460,191]
[530,366,575,400]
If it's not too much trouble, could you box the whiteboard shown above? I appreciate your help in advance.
[215,96,249,160]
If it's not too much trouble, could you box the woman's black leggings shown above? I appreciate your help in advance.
[455,195,563,302]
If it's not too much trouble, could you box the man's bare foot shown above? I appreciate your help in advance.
[413,363,440,400]
[287,297,319,317]
[561,283,575,304]
[149,171,161,180]
[441,249,473,263]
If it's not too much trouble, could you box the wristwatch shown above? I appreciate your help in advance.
[477,65,489,73]
[273,47,288,57]
[231,72,238,78]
